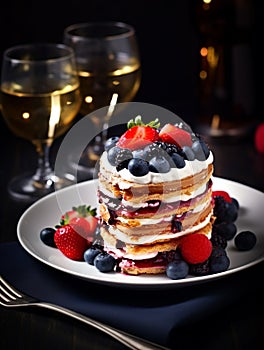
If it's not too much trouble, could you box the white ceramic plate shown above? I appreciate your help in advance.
[17,177,264,289]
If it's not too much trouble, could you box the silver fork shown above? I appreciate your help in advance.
[0,276,168,350]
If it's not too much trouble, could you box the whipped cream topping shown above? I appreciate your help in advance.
[100,151,214,186]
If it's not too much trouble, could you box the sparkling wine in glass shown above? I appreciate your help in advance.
[0,43,81,202]
[63,21,141,178]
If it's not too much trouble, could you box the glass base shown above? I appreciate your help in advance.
[8,172,76,203]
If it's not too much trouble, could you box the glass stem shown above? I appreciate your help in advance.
[32,140,54,189]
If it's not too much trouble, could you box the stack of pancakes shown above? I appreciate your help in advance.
[97,121,215,275]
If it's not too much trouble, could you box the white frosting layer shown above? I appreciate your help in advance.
[100,150,214,186]
[98,181,208,207]
[107,210,213,245]
[115,199,210,226]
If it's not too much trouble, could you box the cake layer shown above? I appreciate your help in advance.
[99,181,212,220]
[99,163,213,203]
[101,223,213,275]
[100,198,213,241]
[100,207,214,248]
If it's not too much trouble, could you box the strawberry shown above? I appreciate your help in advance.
[116,115,160,150]
[60,210,78,223]
[54,224,89,260]
[212,190,232,203]
[70,216,98,243]
[55,205,99,260]
[117,125,159,150]
[159,123,192,148]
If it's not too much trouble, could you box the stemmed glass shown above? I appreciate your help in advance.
[0,43,81,202]
[63,21,141,178]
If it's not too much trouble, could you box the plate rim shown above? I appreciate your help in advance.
[17,176,264,289]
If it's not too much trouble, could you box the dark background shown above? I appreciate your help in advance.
[0,0,262,130]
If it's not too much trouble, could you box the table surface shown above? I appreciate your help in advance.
[0,114,264,350]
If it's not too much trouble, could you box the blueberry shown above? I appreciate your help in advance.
[104,136,119,151]
[107,146,122,166]
[234,231,257,251]
[231,197,240,210]
[171,217,182,233]
[143,143,165,160]
[192,140,206,161]
[132,149,146,159]
[128,158,149,176]
[166,259,189,280]
[170,153,185,168]
[180,146,195,161]
[116,148,133,164]
[214,198,238,224]
[149,156,171,173]
[94,252,117,272]
[200,139,210,159]
[83,245,102,265]
[210,254,230,273]
[223,202,238,223]
[40,227,56,248]
[214,222,237,240]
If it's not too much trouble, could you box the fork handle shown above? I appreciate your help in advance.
[36,302,169,350]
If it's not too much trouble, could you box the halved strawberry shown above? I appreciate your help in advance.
[159,123,192,148]
[212,190,232,203]
[70,216,98,243]
[59,205,98,244]
[60,210,78,224]
[116,125,159,150]
[54,224,89,260]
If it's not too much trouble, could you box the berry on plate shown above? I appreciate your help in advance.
[234,231,257,251]
[53,204,99,260]
[40,227,56,248]
[54,224,90,260]
[59,205,98,243]
[166,259,189,280]
[180,233,213,264]
[213,195,238,224]
[212,190,232,203]
[94,252,117,272]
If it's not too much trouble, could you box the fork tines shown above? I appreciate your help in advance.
[0,276,23,305]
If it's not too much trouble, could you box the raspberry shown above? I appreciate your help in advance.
[180,233,213,264]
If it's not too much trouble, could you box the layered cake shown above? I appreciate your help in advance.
[97,116,215,275]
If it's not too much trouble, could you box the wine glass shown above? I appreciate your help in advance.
[0,43,81,202]
[63,21,141,178]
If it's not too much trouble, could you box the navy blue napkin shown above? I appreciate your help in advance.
[0,242,262,348]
